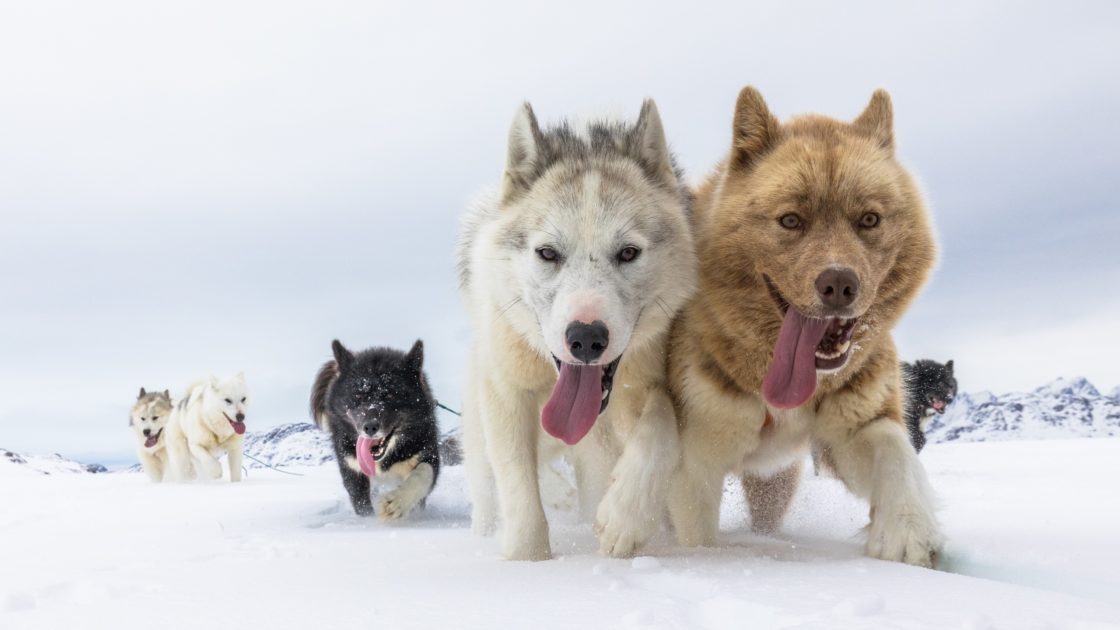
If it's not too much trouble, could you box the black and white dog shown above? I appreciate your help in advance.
[902,359,958,453]
[311,339,440,519]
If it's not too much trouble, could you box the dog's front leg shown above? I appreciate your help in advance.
[379,462,435,520]
[138,451,164,483]
[480,385,550,561]
[596,388,677,558]
[226,441,243,483]
[189,442,222,480]
[462,369,498,536]
[826,418,943,567]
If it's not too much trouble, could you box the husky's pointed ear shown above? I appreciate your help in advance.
[633,99,677,188]
[138,387,147,400]
[945,359,954,373]
[853,89,894,153]
[209,375,220,390]
[501,102,545,203]
[163,389,170,399]
[331,339,354,372]
[406,339,424,372]
[236,371,245,383]
[731,86,779,170]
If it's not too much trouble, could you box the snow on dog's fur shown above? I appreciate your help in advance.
[129,388,172,482]
[164,374,249,483]
[310,339,440,520]
[457,100,697,560]
[666,87,943,567]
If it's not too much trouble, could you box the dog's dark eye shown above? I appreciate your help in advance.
[858,212,881,228]
[536,246,559,262]
[224,398,232,404]
[617,246,641,263]
[152,416,158,421]
[779,213,802,229]
[240,397,246,403]
[140,417,146,422]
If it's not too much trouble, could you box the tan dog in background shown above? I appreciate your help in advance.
[129,388,173,482]
[667,87,942,566]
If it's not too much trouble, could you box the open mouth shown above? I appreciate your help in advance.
[761,276,861,410]
[223,413,246,435]
[365,429,394,461]
[143,429,162,449]
[540,355,622,445]
[930,399,947,413]
[764,276,858,370]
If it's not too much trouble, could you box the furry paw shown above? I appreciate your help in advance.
[866,510,943,568]
[502,536,551,562]
[201,460,222,480]
[470,509,497,537]
[596,485,658,559]
[377,490,415,521]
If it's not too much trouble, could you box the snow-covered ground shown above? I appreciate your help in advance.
[2,439,1119,629]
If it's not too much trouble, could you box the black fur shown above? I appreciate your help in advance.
[902,359,958,453]
[310,339,441,516]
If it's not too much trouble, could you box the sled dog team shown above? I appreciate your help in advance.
[131,85,948,568]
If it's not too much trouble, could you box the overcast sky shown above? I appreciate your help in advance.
[2,0,1117,463]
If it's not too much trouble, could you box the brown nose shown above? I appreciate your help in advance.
[815,268,859,309]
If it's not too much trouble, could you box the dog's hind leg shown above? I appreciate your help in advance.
[594,389,677,558]
[462,374,498,536]
[379,462,435,520]
[742,460,801,535]
[480,383,550,561]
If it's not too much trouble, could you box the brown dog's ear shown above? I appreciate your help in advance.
[500,102,546,204]
[853,89,894,153]
[731,86,778,170]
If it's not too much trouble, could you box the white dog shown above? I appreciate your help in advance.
[457,101,697,560]
[165,374,249,482]
[129,388,173,482]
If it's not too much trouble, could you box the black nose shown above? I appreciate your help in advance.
[142,428,151,436]
[361,421,379,436]
[566,321,609,364]
[235,412,245,422]
[815,268,860,309]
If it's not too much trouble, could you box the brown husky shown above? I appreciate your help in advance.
[666,87,942,566]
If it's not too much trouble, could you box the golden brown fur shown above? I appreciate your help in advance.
[666,87,942,567]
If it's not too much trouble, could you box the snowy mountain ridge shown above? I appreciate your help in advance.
[927,376,1120,443]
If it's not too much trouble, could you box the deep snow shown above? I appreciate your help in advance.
[2,439,1119,629]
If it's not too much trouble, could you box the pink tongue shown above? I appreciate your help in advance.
[762,309,832,410]
[541,363,604,445]
[144,436,158,448]
[231,421,246,435]
[355,435,378,476]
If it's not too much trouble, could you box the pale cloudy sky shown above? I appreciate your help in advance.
[1,0,1117,462]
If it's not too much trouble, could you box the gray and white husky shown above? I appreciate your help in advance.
[457,100,697,560]
[129,388,173,482]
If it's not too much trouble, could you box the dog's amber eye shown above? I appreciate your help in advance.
[617,246,641,263]
[779,213,801,229]
[536,247,559,262]
[859,212,881,228]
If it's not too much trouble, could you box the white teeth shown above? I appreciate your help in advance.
[602,389,609,400]
[836,340,851,354]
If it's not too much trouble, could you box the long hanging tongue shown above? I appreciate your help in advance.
[541,363,604,445]
[144,435,159,449]
[762,309,832,410]
[230,421,246,435]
